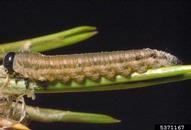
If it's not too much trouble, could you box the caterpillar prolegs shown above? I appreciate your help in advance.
[3,48,181,84]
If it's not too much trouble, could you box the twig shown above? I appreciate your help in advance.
[0,65,191,94]
[0,26,97,60]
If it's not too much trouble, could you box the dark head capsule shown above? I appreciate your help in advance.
[3,52,16,74]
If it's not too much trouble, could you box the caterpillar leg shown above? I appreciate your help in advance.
[15,78,36,100]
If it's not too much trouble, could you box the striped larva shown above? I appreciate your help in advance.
[3,48,181,84]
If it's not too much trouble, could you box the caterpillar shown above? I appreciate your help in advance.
[3,48,181,84]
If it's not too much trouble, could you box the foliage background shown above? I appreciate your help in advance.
[0,1,190,130]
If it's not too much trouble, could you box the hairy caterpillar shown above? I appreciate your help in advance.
[3,48,181,84]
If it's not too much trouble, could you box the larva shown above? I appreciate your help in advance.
[3,48,181,83]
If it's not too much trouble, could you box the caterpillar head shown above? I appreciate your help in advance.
[3,52,16,74]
